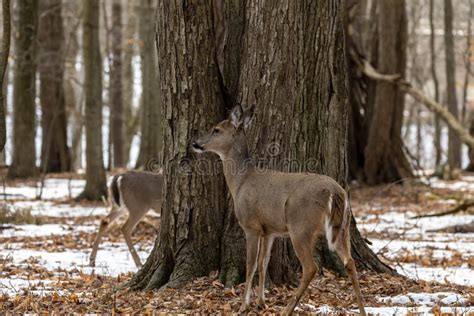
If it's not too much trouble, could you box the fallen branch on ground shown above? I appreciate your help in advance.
[412,200,474,219]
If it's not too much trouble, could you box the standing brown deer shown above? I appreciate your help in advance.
[89,171,162,268]
[192,105,366,315]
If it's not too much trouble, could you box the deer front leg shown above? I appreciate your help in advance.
[239,233,260,313]
[257,235,274,308]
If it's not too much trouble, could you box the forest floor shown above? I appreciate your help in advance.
[0,171,473,315]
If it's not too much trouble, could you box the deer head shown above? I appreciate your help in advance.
[192,104,254,158]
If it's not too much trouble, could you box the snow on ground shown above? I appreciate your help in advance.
[1,175,473,313]
[0,176,154,297]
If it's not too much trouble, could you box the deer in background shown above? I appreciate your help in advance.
[89,171,163,268]
[192,105,366,316]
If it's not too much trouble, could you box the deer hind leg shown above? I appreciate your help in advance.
[239,233,260,313]
[256,235,274,308]
[121,212,144,268]
[282,231,317,316]
[90,208,127,267]
[333,235,366,316]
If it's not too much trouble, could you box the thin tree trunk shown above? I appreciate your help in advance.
[430,0,442,169]
[463,1,473,171]
[7,0,38,179]
[363,0,412,185]
[135,0,161,169]
[122,0,138,165]
[38,0,71,173]
[77,0,107,200]
[0,0,11,154]
[63,0,83,171]
[444,0,461,170]
[109,0,124,168]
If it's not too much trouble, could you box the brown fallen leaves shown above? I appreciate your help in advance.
[1,267,473,314]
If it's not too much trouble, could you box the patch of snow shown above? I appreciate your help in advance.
[359,211,474,236]
[369,239,474,259]
[0,278,54,296]
[0,224,96,238]
[396,264,474,287]
[0,243,151,277]
[12,200,108,218]
[378,292,467,306]
[4,179,86,200]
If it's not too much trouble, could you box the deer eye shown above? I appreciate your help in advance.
[213,128,220,134]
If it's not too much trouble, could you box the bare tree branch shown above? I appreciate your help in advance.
[359,59,474,149]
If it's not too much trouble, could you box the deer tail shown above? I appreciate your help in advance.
[325,191,350,251]
[110,174,122,207]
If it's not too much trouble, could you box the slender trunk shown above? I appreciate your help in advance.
[363,0,412,185]
[430,0,442,169]
[464,1,474,171]
[0,0,11,153]
[7,0,38,179]
[38,0,71,173]
[122,0,138,165]
[77,0,107,200]
[444,0,461,170]
[63,0,83,171]
[109,0,124,168]
[135,0,162,169]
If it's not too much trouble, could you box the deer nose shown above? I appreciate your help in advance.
[192,141,204,151]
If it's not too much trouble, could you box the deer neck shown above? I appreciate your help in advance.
[221,141,254,198]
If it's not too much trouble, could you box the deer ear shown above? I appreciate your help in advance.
[243,104,255,129]
[230,104,243,128]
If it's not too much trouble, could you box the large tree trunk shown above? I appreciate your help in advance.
[77,0,107,200]
[128,0,227,290]
[7,0,38,179]
[0,0,11,154]
[135,0,162,169]
[444,0,461,170]
[109,0,124,168]
[129,0,392,292]
[363,0,412,185]
[38,0,71,173]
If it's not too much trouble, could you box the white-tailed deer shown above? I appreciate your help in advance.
[192,105,366,316]
[89,171,163,268]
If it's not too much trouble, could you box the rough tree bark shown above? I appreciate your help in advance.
[7,0,38,179]
[363,0,412,185]
[444,0,462,170]
[77,0,107,200]
[38,0,71,173]
[135,0,162,169]
[0,0,11,154]
[129,0,393,292]
[109,0,124,168]
[128,0,227,290]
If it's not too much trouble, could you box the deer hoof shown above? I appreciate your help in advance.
[238,304,248,314]
[256,301,266,310]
